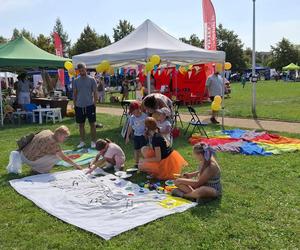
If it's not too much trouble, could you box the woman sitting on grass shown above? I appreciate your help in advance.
[139,117,187,180]
[172,143,222,201]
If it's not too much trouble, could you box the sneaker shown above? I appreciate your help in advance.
[91,141,96,149]
[96,123,103,129]
[77,141,86,148]
[171,188,184,198]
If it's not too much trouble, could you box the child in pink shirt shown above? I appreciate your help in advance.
[86,138,125,174]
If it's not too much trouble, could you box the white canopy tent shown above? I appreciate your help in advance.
[73,19,227,128]
[73,19,225,67]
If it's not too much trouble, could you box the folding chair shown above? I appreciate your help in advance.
[184,106,208,138]
[120,101,129,125]
[172,100,183,128]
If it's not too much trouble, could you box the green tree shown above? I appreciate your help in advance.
[71,25,111,56]
[269,38,300,70]
[98,34,111,47]
[51,18,71,57]
[0,36,7,44]
[34,34,55,54]
[243,48,272,68]
[113,20,134,42]
[11,28,35,43]
[179,34,204,48]
[216,24,246,72]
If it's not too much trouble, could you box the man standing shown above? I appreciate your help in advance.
[73,63,98,148]
[205,66,223,124]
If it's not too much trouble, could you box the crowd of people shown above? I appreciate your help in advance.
[6,63,224,202]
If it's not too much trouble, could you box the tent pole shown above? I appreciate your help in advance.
[221,62,225,130]
[147,72,151,94]
[0,74,4,126]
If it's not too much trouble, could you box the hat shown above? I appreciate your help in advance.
[129,101,141,114]
[156,107,171,117]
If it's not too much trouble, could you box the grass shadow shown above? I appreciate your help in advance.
[189,196,222,218]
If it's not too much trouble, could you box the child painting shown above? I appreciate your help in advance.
[172,143,222,201]
[86,138,126,174]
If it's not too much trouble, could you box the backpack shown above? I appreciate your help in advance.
[16,133,36,151]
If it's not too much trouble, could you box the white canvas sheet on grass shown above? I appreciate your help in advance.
[9,170,197,240]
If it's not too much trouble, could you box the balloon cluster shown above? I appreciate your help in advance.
[64,61,76,77]
[211,95,222,111]
[145,55,161,74]
[96,60,113,74]
[215,62,232,73]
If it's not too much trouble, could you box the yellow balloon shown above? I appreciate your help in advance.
[96,64,104,73]
[108,66,114,75]
[145,61,154,72]
[211,102,221,111]
[101,60,110,71]
[215,63,223,73]
[214,95,222,104]
[68,67,76,77]
[64,61,73,70]
[150,55,161,65]
[224,62,232,70]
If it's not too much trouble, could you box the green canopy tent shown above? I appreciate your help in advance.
[282,63,300,71]
[0,36,71,126]
[0,36,69,68]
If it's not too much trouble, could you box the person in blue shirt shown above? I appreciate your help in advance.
[125,101,148,168]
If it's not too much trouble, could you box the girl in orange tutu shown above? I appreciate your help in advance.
[138,117,187,180]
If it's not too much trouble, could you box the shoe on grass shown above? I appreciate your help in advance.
[96,123,103,129]
[77,141,86,148]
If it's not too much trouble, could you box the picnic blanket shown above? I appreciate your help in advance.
[9,170,196,240]
[56,148,98,167]
[189,129,300,156]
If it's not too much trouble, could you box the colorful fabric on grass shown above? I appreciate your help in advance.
[56,148,98,167]
[190,129,300,156]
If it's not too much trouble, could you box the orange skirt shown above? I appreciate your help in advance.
[140,148,188,180]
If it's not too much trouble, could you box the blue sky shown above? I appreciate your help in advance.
[1,0,299,51]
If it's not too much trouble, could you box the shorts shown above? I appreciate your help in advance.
[133,135,148,150]
[205,181,222,196]
[75,105,96,124]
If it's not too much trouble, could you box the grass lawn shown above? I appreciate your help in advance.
[100,80,300,122]
[181,80,300,122]
[0,114,299,249]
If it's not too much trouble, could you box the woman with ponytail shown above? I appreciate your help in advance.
[172,143,222,201]
[139,117,187,180]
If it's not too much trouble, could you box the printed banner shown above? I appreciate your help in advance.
[202,0,217,76]
[53,32,65,86]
